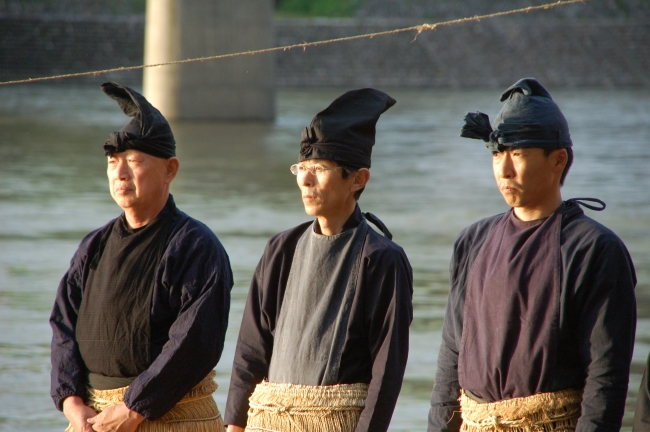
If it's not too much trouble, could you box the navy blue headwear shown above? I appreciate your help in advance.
[460,78,572,152]
[102,82,176,158]
[299,88,396,169]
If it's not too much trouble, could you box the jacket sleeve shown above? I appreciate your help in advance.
[571,233,636,431]
[224,244,278,427]
[50,247,90,411]
[354,246,414,432]
[428,235,465,432]
[223,225,308,427]
[123,225,233,420]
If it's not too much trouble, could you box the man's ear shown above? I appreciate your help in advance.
[350,168,370,193]
[165,157,180,183]
[553,149,568,171]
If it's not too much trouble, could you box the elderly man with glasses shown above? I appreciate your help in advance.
[224,88,414,432]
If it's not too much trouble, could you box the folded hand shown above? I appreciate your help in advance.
[86,403,144,432]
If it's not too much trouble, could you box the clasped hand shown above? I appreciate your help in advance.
[64,397,144,432]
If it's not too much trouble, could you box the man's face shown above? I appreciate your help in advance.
[296,159,357,219]
[492,147,562,210]
[107,149,174,212]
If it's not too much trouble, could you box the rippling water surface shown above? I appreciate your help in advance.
[1,85,649,431]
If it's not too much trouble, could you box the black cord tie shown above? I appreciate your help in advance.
[567,197,606,211]
[364,212,393,240]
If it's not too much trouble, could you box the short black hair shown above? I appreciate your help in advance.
[544,147,573,186]
[339,163,364,200]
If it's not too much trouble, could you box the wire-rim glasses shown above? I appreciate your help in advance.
[290,163,343,176]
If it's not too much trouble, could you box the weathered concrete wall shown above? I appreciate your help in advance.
[275,17,650,88]
[0,14,144,85]
[1,15,649,88]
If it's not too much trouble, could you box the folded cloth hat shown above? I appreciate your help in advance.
[102,82,176,158]
[460,78,572,152]
[299,88,396,169]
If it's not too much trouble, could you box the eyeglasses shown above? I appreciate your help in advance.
[290,164,343,176]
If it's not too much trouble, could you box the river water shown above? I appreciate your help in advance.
[0,84,648,431]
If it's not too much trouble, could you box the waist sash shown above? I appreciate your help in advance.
[64,371,222,432]
[246,381,368,432]
[87,372,136,390]
[459,388,582,432]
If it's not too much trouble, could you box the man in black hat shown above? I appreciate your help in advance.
[50,82,232,432]
[224,88,413,432]
[428,78,636,431]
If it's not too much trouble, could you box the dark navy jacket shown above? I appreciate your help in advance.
[225,206,414,432]
[429,200,637,432]
[50,196,232,420]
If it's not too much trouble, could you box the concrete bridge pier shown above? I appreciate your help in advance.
[143,0,275,121]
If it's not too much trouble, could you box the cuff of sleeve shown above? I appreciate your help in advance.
[224,411,249,428]
[123,399,150,420]
[54,389,84,412]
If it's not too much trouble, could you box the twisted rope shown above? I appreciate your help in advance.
[246,381,368,432]
[459,388,582,431]
[248,401,309,432]
[249,400,365,415]
[0,0,587,86]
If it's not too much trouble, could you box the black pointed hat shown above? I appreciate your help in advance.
[101,82,176,158]
[460,78,572,152]
[299,88,396,168]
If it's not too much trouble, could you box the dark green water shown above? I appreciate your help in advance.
[0,85,648,431]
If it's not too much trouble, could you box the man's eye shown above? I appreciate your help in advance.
[313,166,324,174]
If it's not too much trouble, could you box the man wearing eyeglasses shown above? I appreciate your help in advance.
[224,89,413,432]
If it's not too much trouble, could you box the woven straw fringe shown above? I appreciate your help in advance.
[245,381,368,432]
[65,370,223,432]
[459,388,582,432]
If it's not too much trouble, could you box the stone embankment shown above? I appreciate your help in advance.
[1,14,648,87]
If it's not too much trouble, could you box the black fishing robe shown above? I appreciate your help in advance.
[50,196,233,420]
[224,205,414,432]
[428,200,637,432]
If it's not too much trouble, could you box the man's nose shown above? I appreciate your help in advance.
[495,154,514,179]
[297,169,315,187]
[115,160,130,180]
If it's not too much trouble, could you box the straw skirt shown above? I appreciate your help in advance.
[459,388,582,432]
[245,381,368,432]
[65,370,223,432]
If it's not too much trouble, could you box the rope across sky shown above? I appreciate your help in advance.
[0,0,587,86]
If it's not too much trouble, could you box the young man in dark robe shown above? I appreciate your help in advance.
[50,82,233,432]
[428,78,637,432]
[224,89,414,432]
